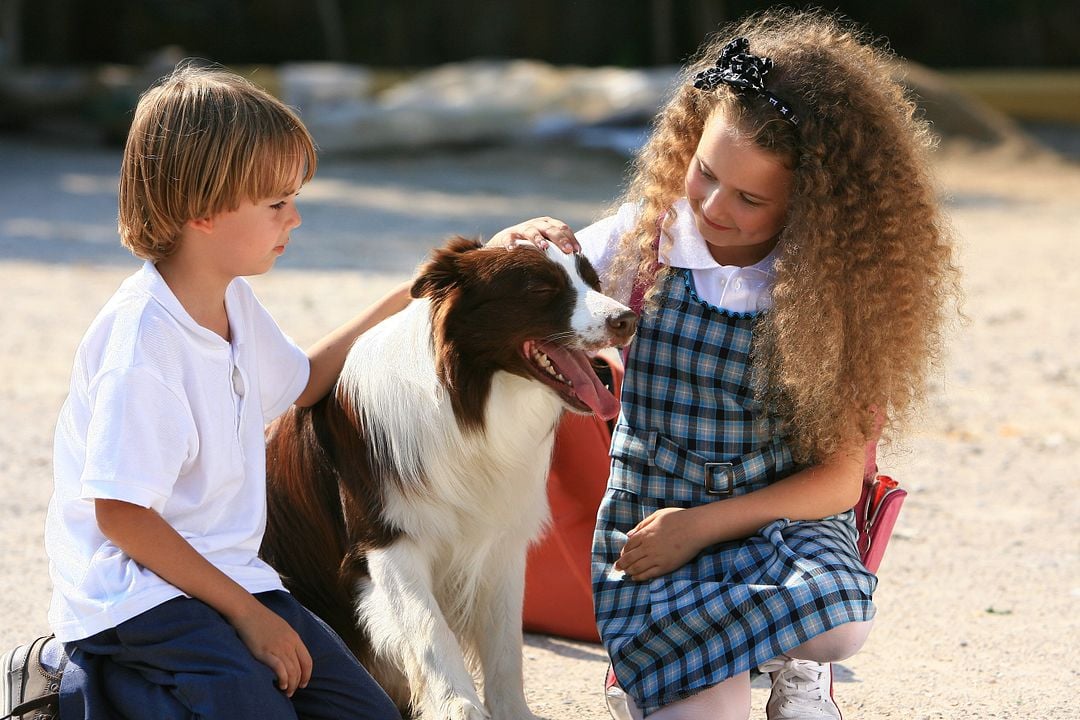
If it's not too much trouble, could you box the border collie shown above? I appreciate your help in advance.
[262,236,636,719]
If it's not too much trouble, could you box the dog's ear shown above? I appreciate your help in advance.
[411,236,484,299]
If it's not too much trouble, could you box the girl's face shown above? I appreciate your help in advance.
[684,113,793,266]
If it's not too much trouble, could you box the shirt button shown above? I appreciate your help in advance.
[232,366,245,396]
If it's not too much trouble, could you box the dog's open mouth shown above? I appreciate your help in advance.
[522,340,620,421]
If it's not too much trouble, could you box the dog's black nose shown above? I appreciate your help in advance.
[606,310,638,342]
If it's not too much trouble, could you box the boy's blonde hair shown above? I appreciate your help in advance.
[609,8,960,462]
[118,62,318,261]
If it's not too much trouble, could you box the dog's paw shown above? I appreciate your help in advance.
[481,698,542,720]
[491,708,542,720]
[441,696,490,720]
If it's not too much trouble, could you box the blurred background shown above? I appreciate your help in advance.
[7,0,1080,66]
[1,0,1078,273]
[4,0,1075,273]
[2,0,1079,154]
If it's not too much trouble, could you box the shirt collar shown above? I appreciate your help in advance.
[660,198,779,278]
[133,261,244,348]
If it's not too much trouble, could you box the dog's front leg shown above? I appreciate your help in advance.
[359,542,488,720]
[472,543,541,720]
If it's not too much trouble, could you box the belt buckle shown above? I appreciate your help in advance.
[703,462,734,496]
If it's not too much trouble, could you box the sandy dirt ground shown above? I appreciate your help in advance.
[1,134,1077,719]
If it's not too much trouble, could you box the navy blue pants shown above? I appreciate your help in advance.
[59,590,399,720]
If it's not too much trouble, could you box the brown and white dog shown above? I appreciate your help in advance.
[262,237,635,719]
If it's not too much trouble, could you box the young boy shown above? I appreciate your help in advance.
[5,64,406,719]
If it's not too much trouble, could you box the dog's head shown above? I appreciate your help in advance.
[412,236,636,430]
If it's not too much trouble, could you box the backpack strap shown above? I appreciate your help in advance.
[627,210,665,315]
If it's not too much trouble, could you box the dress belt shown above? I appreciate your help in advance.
[609,424,786,497]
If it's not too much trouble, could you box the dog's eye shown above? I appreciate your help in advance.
[528,281,560,299]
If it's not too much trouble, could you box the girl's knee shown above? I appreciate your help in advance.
[789,620,874,663]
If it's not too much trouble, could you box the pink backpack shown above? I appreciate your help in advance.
[857,437,906,574]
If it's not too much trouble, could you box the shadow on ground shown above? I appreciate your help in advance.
[0,136,631,274]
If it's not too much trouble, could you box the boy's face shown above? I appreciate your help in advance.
[196,167,304,279]
[684,113,793,267]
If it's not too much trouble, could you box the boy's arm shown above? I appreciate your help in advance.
[294,280,413,407]
[94,499,312,696]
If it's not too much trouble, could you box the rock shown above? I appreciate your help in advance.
[296,58,1044,156]
[899,61,1036,149]
[296,59,679,153]
[0,57,1052,158]
[279,62,375,112]
[0,66,94,126]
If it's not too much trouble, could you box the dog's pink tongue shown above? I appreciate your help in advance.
[537,342,620,421]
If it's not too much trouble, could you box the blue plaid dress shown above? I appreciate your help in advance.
[592,268,877,715]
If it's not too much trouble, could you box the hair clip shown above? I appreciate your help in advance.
[693,37,800,126]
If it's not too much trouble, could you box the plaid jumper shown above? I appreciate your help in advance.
[592,268,877,716]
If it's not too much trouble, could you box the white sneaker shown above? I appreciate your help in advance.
[604,665,634,720]
[759,657,842,719]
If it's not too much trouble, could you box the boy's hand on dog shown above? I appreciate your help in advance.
[616,507,707,581]
[231,602,313,696]
[488,216,579,254]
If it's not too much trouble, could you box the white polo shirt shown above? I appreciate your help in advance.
[577,198,777,313]
[46,262,310,642]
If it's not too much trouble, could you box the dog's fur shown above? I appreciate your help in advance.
[262,237,635,719]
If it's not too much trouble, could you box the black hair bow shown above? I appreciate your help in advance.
[693,37,800,126]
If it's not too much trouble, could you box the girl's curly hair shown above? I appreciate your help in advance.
[606,7,960,462]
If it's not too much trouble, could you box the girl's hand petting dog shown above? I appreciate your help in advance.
[488,216,580,254]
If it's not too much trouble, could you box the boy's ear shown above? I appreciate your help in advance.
[186,216,215,234]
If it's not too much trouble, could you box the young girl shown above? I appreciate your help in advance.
[501,8,958,720]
